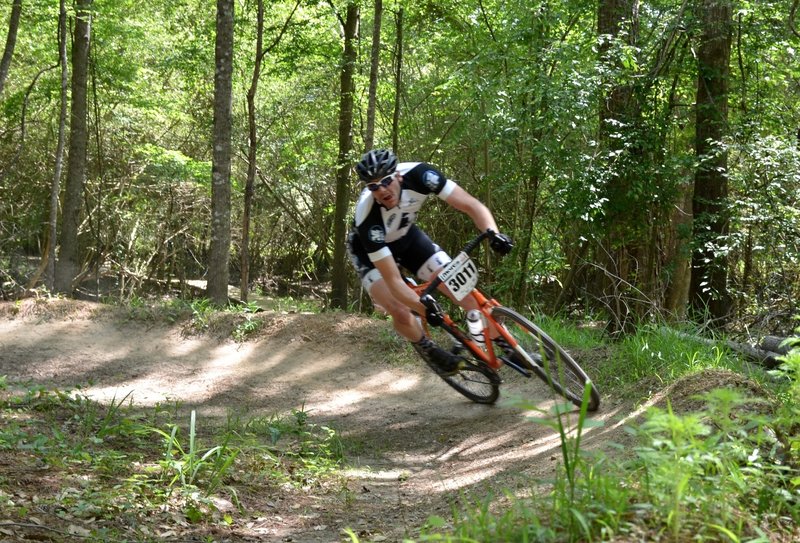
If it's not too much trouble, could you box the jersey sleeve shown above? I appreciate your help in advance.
[403,163,457,199]
[353,193,393,262]
[361,224,392,262]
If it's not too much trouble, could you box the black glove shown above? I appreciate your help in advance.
[420,294,444,327]
[490,232,514,255]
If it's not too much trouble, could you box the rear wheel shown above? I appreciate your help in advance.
[491,307,600,411]
[425,355,500,405]
[419,327,500,405]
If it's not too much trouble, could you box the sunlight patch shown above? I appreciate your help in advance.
[308,390,369,414]
[388,374,420,392]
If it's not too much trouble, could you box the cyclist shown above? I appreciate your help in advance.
[346,148,513,375]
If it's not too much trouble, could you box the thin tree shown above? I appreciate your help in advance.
[46,0,69,290]
[691,0,732,323]
[330,1,359,309]
[207,0,234,305]
[242,0,301,302]
[242,0,265,304]
[0,0,22,96]
[55,0,93,294]
[364,0,382,150]
[391,6,403,153]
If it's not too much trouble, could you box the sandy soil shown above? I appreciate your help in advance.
[0,299,690,542]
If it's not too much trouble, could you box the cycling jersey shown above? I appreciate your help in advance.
[352,162,456,262]
[347,162,457,290]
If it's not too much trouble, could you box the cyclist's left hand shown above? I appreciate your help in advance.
[490,232,514,255]
[420,294,445,326]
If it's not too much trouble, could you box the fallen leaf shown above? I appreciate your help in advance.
[67,525,92,537]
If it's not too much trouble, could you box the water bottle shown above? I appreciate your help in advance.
[466,310,485,348]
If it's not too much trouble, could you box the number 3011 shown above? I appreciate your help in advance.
[446,260,477,293]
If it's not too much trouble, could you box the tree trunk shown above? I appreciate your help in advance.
[207,0,234,305]
[0,0,22,96]
[364,0,382,150]
[691,0,732,324]
[663,180,692,318]
[598,0,638,139]
[596,0,643,335]
[391,7,403,153]
[241,0,300,302]
[330,2,359,309]
[241,0,265,304]
[55,0,92,294]
[46,0,69,290]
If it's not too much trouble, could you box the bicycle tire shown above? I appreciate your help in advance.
[491,307,601,411]
[416,328,500,404]
[426,356,501,405]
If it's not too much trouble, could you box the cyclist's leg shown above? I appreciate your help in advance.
[348,230,423,341]
[425,264,503,341]
[395,227,500,337]
[368,279,424,341]
[393,226,450,282]
[349,229,439,345]
[367,277,461,373]
[350,228,462,373]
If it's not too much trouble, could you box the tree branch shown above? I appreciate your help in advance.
[790,0,800,39]
[259,0,303,62]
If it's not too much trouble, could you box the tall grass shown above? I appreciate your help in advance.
[396,327,800,543]
[154,409,240,494]
[0,382,344,532]
[593,324,740,392]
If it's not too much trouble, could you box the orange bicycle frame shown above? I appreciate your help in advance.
[410,282,520,372]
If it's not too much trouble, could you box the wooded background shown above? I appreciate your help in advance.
[0,0,798,333]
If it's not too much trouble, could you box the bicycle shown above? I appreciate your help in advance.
[409,230,601,411]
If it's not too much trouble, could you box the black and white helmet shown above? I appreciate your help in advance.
[355,149,397,182]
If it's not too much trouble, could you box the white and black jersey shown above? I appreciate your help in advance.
[347,162,457,290]
[353,162,456,261]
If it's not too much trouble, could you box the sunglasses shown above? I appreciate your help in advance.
[366,174,395,192]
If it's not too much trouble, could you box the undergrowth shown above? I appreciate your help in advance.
[0,381,343,540]
[104,295,325,342]
[391,328,800,543]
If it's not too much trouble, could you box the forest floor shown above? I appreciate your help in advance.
[0,299,758,542]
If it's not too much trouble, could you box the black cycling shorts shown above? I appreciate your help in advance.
[346,225,451,292]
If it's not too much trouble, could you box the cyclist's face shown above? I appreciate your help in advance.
[368,173,400,208]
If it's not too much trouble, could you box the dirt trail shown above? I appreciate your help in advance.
[0,301,632,542]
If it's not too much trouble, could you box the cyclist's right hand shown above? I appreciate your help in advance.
[420,294,445,326]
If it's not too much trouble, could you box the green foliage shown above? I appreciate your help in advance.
[520,388,609,541]
[529,314,605,350]
[728,135,800,323]
[1,0,797,320]
[154,409,240,495]
[118,295,194,323]
[597,325,732,388]
[631,397,763,540]
[136,144,212,188]
[408,382,798,543]
[0,380,343,535]
[256,294,324,314]
[771,336,800,474]
[186,298,266,340]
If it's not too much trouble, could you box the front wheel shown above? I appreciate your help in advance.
[492,307,600,411]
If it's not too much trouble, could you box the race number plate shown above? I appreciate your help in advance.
[438,252,479,301]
